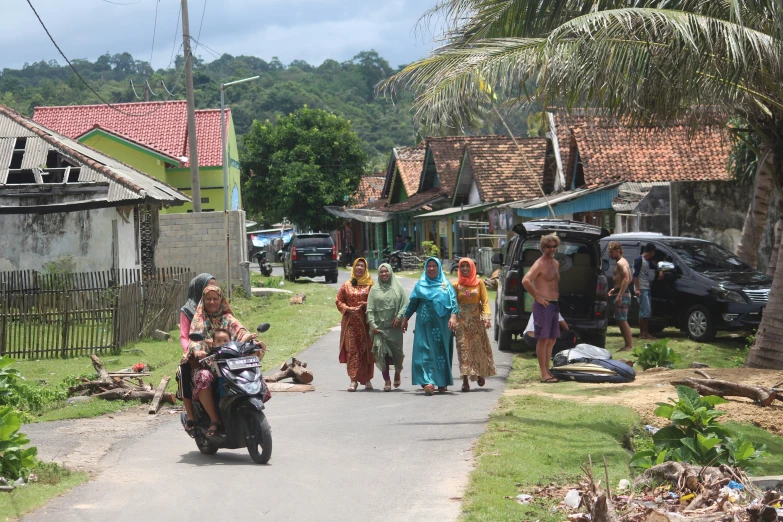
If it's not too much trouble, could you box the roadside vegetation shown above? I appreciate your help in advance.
[461,327,783,520]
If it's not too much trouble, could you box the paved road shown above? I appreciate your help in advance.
[25,270,511,522]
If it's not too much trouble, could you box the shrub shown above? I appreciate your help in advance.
[0,406,38,481]
[630,386,767,471]
[632,339,681,370]
[421,241,440,259]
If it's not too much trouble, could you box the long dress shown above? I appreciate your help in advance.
[453,280,496,381]
[366,264,408,374]
[336,282,374,384]
[405,259,459,388]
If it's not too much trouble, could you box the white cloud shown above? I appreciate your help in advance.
[0,0,441,70]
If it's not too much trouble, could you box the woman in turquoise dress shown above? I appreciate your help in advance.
[401,258,459,395]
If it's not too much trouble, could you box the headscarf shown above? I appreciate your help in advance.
[409,257,458,317]
[187,285,247,353]
[367,263,407,316]
[457,258,479,287]
[349,257,374,287]
[181,273,215,321]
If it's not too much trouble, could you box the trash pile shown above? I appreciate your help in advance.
[509,461,782,521]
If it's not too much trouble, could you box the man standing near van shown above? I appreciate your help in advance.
[634,243,663,340]
[607,241,634,351]
[522,233,561,383]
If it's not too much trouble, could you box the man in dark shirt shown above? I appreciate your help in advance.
[633,243,663,339]
[403,237,415,252]
[394,235,405,251]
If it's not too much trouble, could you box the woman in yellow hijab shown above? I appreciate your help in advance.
[335,258,375,391]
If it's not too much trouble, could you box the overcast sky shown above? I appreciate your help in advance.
[2,0,443,71]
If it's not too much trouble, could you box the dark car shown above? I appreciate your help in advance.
[494,220,610,350]
[283,233,338,283]
[599,233,770,342]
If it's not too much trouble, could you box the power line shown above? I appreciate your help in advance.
[147,0,160,72]
[166,0,182,69]
[194,0,207,53]
[189,36,222,60]
[26,0,169,117]
[100,0,144,4]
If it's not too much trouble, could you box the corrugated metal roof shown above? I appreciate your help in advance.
[612,182,669,212]
[19,137,49,169]
[0,105,189,205]
[0,138,14,172]
[505,183,623,218]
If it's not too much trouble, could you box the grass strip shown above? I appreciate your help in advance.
[0,463,88,521]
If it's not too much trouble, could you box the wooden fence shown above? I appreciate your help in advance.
[0,267,194,359]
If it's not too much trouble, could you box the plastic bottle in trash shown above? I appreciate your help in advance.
[564,489,581,508]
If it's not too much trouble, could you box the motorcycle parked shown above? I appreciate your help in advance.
[381,247,403,272]
[255,250,273,277]
[182,324,273,464]
[450,254,473,274]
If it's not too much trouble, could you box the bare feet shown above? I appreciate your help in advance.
[423,384,434,395]
[477,377,486,387]
[618,346,633,352]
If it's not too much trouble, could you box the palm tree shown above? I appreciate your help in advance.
[382,0,783,368]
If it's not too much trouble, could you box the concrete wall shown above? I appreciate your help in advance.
[155,210,247,286]
[670,180,752,253]
[0,205,140,272]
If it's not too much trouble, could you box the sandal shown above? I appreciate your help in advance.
[437,387,447,393]
[423,384,435,396]
[393,374,401,388]
[384,381,392,392]
[461,384,470,392]
[477,377,486,387]
[365,382,373,391]
[348,381,358,392]
[184,419,195,432]
[541,377,559,384]
[206,422,222,437]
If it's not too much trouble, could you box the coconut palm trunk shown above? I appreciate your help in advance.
[736,146,774,268]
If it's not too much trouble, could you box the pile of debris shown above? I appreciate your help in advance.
[264,357,315,392]
[552,459,782,521]
[67,354,174,414]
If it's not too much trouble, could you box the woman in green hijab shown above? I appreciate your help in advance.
[367,263,409,391]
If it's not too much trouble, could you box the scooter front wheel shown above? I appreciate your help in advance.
[246,411,272,464]
[196,435,219,455]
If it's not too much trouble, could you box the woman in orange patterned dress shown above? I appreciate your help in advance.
[336,258,375,391]
[452,258,496,392]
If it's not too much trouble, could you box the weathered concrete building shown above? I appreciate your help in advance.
[0,104,189,273]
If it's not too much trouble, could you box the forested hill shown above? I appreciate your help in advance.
[0,51,420,167]
[0,50,529,168]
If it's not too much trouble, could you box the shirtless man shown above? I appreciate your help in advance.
[607,241,634,351]
[522,233,561,383]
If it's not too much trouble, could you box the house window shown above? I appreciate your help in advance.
[201,197,210,203]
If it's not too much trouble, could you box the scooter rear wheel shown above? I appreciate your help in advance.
[246,411,272,464]
[196,435,219,455]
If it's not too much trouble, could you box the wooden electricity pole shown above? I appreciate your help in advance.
[181,0,201,212]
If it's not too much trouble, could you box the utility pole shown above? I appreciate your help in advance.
[181,0,201,212]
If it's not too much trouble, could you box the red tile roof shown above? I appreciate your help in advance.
[32,101,230,167]
[553,113,732,187]
[380,187,447,213]
[396,146,426,196]
[464,137,548,202]
[352,175,385,207]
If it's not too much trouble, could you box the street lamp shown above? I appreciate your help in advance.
[221,75,259,301]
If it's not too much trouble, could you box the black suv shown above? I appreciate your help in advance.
[600,233,771,342]
[283,233,338,283]
[494,220,610,350]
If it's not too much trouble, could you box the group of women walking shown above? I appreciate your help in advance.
[335,257,496,395]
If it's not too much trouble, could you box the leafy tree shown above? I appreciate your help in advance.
[383,0,783,370]
[242,107,368,231]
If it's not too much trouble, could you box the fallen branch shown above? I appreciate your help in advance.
[265,357,313,384]
[148,376,172,414]
[93,389,174,404]
[671,377,780,407]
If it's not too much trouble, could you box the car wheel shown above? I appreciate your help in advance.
[497,323,513,352]
[685,305,715,342]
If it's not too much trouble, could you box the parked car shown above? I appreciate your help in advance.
[493,220,610,350]
[283,233,338,283]
[599,233,771,342]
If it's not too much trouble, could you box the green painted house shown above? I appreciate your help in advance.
[33,100,242,214]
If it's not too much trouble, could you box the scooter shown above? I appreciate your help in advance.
[182,324,273,464]
[381,247,403,272]
[450,254,466,274]
[255,250,273,277]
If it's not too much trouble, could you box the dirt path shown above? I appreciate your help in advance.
[506,367,783,436]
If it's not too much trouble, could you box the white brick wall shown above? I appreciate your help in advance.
[156,210,247,285]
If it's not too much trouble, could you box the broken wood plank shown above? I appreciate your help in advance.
[108,372,151,377]
[148,376,172,414]
[93,388,175,404]
[90,354,110,381]
[265,382,315,392]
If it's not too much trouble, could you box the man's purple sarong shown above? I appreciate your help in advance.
[532,302,560,340]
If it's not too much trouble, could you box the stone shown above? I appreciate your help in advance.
[66,396,95,405]
[152,329,171,341]
[690,362,710,368]
[251,287,293,297]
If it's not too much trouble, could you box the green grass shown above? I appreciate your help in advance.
[0,462,88,521]
[12,278,340,423]
[461,395,639,522]
[461,325,782,520]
